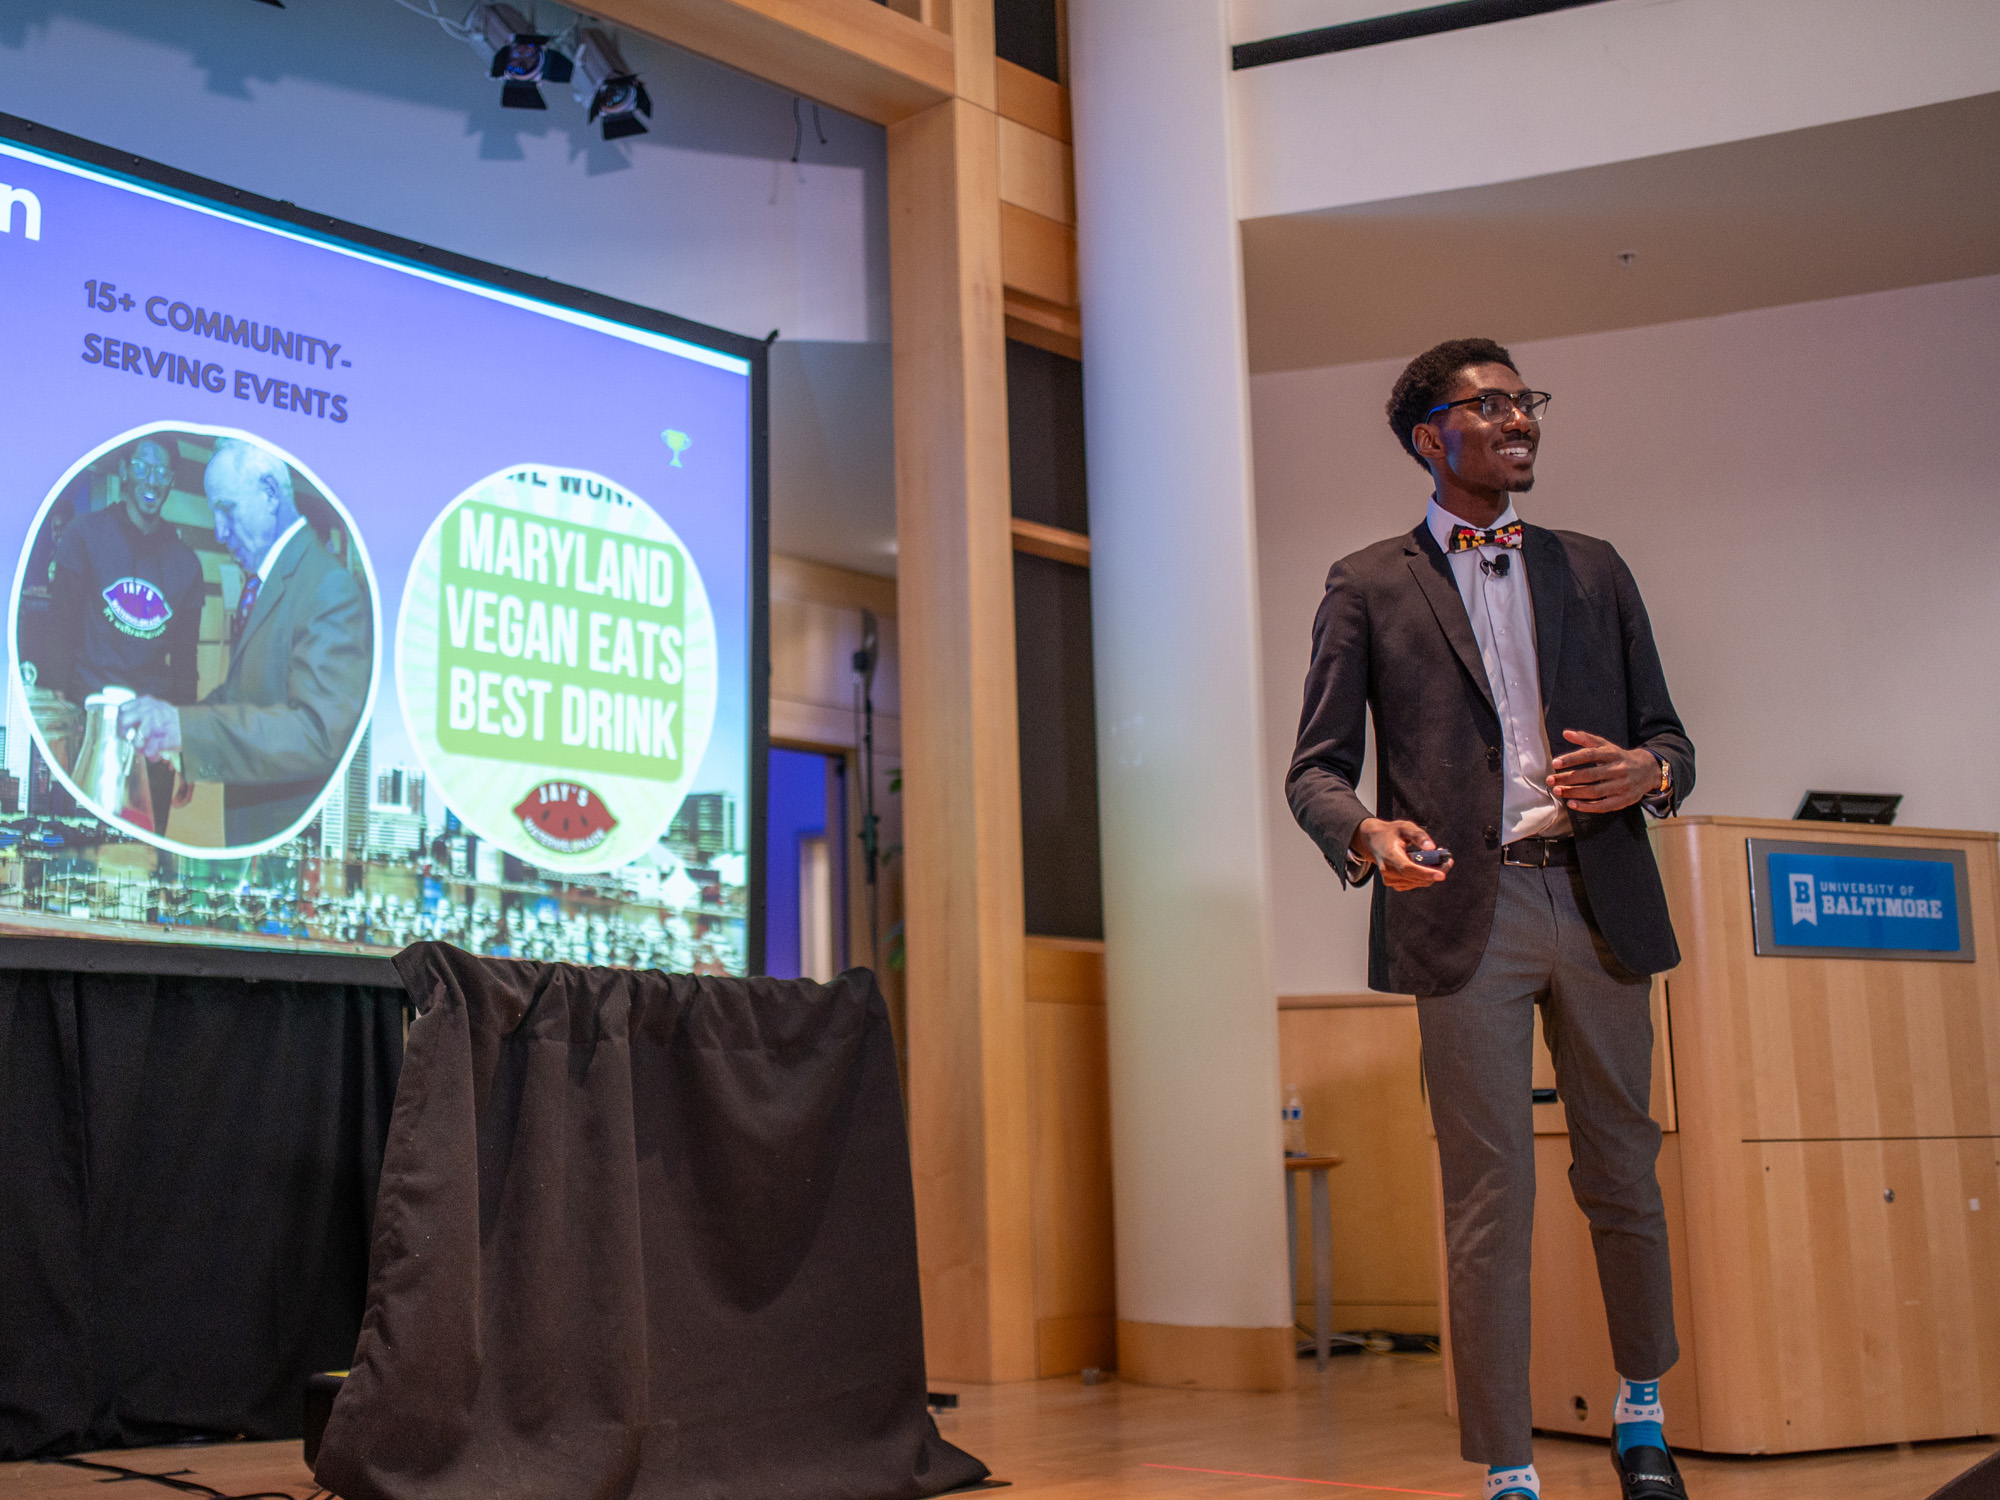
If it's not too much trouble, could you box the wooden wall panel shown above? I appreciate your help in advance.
[1010,518,1090,567]
[1276,1000,1440,1334]
[1026,934,1106,1005]
[1027,936,1116,1376]
[1001,203,1078,308]
[1004,292,1082,360]
[996,57,1070,140]
[1727,1137,2000,1450]
[768,595,902,725]
[995,63,1080,356]
[999,116,1075,224]
[767,554,899,752]
[770,553,898,618]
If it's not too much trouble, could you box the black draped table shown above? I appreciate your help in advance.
[315,942,986,1500]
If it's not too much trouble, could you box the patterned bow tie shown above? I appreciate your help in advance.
[1448,521,1524,553]
[234,576,261,634]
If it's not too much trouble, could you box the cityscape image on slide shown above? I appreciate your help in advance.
[0,701,747,972]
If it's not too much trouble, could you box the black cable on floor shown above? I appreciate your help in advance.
[41,1454,313,1500]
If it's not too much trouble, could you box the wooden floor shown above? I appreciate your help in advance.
[3,1354,1990,1499]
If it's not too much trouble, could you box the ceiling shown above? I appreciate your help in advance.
[1239,91,2000,373]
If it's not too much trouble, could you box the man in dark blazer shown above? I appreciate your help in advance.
[121,438,371,848]
[1288,339,1693,1500]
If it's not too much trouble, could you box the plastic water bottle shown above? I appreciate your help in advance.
[1283,1086,1307,1158]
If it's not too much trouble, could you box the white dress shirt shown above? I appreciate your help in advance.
[1425,498,1570,846]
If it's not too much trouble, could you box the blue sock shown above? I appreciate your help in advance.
[1484,1463,1538,1498]
[1613,1375,1664,1454]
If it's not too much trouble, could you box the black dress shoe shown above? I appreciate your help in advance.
[1612,1443,1688,1499]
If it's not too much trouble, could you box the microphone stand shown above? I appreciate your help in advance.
[852,610,879,970]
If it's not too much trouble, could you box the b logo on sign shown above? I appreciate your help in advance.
[1789,872,1817,927]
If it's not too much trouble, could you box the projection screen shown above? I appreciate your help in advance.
[0,115,767,980]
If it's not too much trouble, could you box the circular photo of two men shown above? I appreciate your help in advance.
[10,424,379,855]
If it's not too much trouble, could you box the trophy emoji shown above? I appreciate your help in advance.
[661,429,691,467]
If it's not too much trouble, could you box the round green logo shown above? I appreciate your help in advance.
[397,465,717,872]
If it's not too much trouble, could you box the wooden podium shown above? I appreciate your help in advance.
[1500,816,2000,1454]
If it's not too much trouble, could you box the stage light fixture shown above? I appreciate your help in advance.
[573,28,652,140]
[467,3,573,111]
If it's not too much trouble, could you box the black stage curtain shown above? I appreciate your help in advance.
[316,943,987,1500]
[0,967,404,1460]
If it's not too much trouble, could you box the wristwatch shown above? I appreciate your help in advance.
[1652,752,1672,799]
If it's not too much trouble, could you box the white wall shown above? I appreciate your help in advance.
[1254,274,2000,996]
[0,0,897,573]
[1232,0,2000,221]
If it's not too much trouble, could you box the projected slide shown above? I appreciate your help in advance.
[0,120,761,973]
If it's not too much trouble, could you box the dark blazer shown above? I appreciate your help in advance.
[1287,521,1693,997]
[180,525,372,847]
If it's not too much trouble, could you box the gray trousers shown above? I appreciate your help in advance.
[1418,863,1678,1466]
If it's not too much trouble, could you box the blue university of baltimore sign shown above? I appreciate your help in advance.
[1749,839,1974,961]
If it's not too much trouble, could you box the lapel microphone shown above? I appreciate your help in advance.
[1480,552,1511,578]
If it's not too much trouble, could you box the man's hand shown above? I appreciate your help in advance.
[1547,730,1658,813]
[118,697,182,762]
[172,768,196,808]
[1350,817,1451,891]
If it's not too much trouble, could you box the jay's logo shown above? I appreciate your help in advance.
[513,780,618,854]
[101,577,172,640]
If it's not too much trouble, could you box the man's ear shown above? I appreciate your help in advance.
[1413,419,1445,464]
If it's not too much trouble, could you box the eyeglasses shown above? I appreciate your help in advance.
[1425,390,1552,424]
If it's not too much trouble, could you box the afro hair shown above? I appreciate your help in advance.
[1385,337,1518,468]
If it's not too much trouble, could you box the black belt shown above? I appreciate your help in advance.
[1501,835,1576,868]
